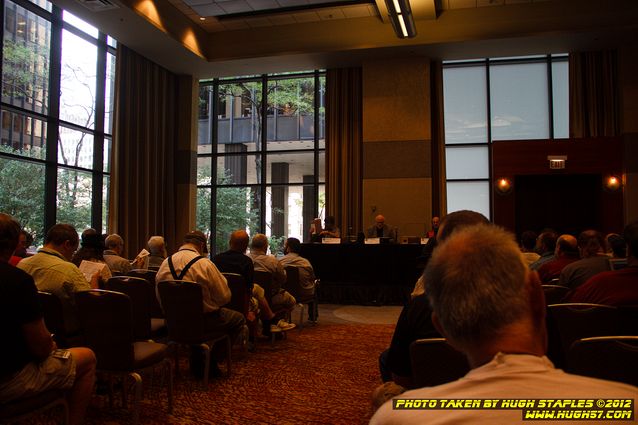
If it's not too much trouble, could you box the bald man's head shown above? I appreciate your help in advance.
[229,230,249,252]
[555,234,578,257]
[375,215,385,229]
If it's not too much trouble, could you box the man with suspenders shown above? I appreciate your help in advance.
[156,231,245,379]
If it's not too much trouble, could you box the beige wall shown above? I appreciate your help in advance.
[619,45,638,224]
[361,58,434,237]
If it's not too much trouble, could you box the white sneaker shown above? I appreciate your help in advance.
[277,319,296,331]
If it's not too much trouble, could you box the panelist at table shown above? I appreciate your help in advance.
[366,214,397,244]
[309,216,341,242]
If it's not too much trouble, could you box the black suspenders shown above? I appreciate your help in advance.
[168,254,204,280]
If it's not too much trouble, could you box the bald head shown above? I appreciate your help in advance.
[375,215,385,229]
[229,230,249,253]
[555,234,578,257]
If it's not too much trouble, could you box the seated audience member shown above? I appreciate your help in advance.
[279,237,316,299]
[559,230,610,289]
[145,235,167,269]
[249,234,296,330]
[213,230,276,335]
[379,210,489,398]
[0,213,96,425]
[566,221,638,306]
[156,231,245,378]
[530,230,557,270]
[104,233,139,274]
[426,216,439,239]
[537,234,579,283]
[72,228,112,286]
[606,233,627,258]
[411,210,489,298]
[371,224,637,424]
[8,229,33,266]
[520,230,540,265]
[366,215,397,243]
[18,224,99,335]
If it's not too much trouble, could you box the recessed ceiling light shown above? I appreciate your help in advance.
[199,17,206,21]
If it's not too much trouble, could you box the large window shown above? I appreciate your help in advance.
[197,72,325,255]
[443,55,568,218]
[1,1,115,245]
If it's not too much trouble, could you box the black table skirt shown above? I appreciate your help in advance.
[299,243,424,306]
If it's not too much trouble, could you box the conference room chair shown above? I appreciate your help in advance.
[409,338,470,389]
[567,336,638,386]
[127,268,164,319]
[546,303,621,369]
[105,276,166,341]
[221,272,251,353]
[0,390,68,425]
[222,272,250,316]
[37,291,82,348]
[541,284,570,305]
[254,269,293,342]
[283,266,319,330]
[75,289,173,425]
[157,280,232,387]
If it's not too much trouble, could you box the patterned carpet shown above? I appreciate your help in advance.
[84,322,395,425]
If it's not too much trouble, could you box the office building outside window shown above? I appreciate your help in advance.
[443,55,568,219]
[1,0,115,245]
[197,71,325,255]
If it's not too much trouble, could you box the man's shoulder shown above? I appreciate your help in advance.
[1,262,34,285]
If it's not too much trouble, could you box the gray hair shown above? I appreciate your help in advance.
[425,224,529,348]
[147,236,166,256]
[105,234,124,250]
[250,233,269,252]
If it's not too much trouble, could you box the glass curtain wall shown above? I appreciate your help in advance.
[1,0,115,245]
[197,71,325,255]
[443,55,568,218]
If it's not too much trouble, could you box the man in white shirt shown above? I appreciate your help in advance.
[156,231,245,378]
[249,233,296,311]
[279,237,316,299]
[371,224,637,425]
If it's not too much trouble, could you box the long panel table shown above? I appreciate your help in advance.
[299,243,424,306]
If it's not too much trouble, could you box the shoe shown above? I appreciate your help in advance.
[270,324,283,333]
[277,319,296,331]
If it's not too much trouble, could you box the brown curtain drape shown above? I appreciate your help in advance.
[110,45,181,258]
[569,50,620,138]
[326,68,363,237]
[430,61,446,216]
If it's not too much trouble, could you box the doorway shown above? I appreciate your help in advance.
[514,174,602,237]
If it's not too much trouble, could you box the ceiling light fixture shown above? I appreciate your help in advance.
[385,0,416,39]
[199,17,206,21]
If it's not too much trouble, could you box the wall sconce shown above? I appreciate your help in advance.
[385,0,417,39]
[547,155,567,170]
[604,175,622,192]
[495,177,513,195]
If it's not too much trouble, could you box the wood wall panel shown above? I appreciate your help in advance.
[363,140,431,179]
[362,178,432,237]
[492,138,624,235]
